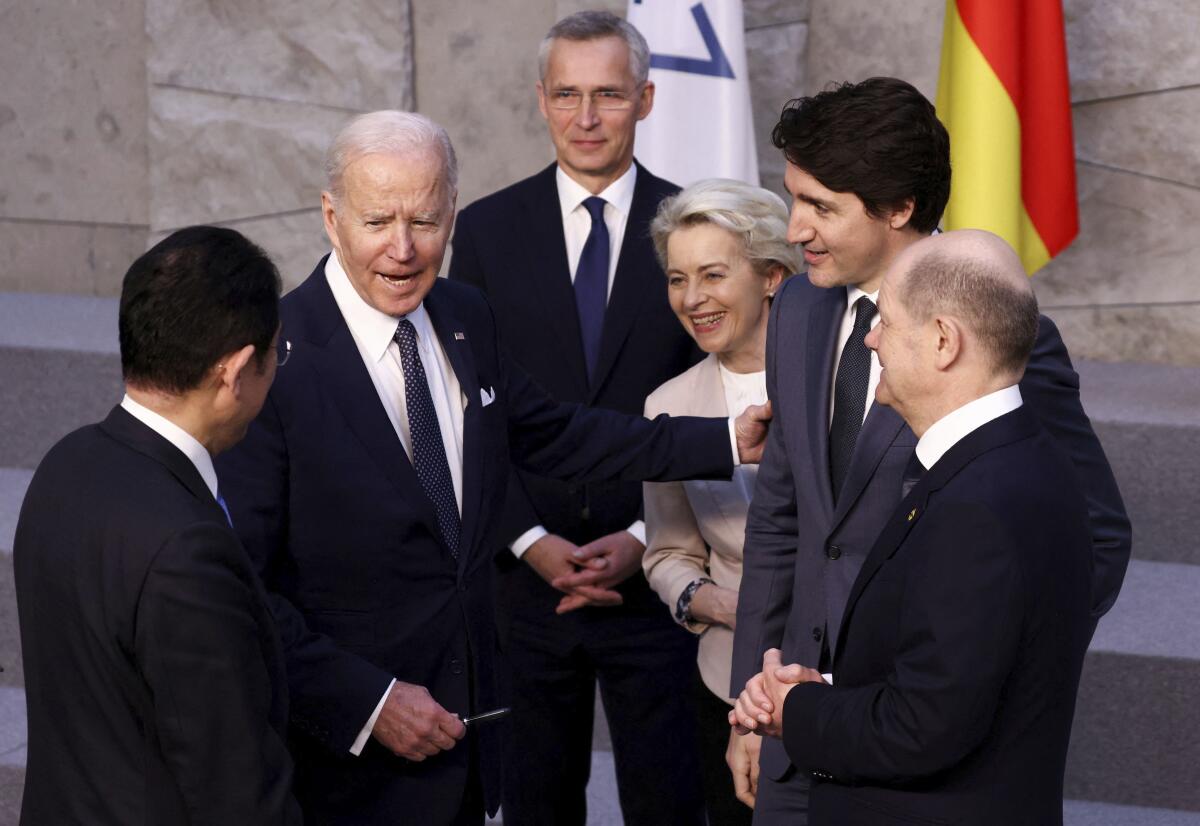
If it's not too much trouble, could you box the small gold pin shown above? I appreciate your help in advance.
[454,332,466,340]
[907,508,917,522]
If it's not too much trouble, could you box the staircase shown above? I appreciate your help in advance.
[1,291,1197,824]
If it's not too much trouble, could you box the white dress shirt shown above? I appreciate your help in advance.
[509,163,642,558]
[120,395,219,500]
[829,285,882,428]
[914,385,1025,472]
[718,363,766,500]
[324,251,468,755]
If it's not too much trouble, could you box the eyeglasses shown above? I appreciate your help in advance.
[545,87,641,111]
[276,338,292,367]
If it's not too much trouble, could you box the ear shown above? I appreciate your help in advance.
[216,344,258,398]
[932,316,963,370]
[765,264,786,298]
[636,80,656,121]
[888,198,916,231]
[536,81,550,121]
[321,191,341,252]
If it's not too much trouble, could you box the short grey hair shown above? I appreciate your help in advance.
[538,11,650,85]
[900,249,1040,376]
[324,110,458,208]
[650,179,803,277]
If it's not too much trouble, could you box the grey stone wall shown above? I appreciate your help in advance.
[802,0,1200,367]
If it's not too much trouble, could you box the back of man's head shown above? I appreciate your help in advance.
[119,226,280,394]
[772,77,950,234]
[902,230,1039,378]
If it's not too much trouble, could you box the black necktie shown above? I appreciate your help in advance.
[394,319,460,559]
[574,196,609,384]
[830,296,877,502]
[901,451,925,499]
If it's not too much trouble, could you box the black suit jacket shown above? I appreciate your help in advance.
[450,163,698,614]
[15,407,298,825]
[215,264,732,823]
[733,276,1132,780]
[782,407,1094,825]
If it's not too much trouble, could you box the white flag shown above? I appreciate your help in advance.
[627,0,758,187]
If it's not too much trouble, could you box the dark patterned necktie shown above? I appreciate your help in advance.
[574,196,609,384]
[901,451,925,499]
[394,319,460,558]
[829,296,877,503]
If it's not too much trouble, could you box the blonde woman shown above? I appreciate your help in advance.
[643,179,802,822]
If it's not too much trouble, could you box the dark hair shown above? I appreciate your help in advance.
[772,77,950,234]
[119,226,281,393]
[902,249,1039,375]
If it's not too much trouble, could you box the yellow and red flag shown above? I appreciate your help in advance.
[936,0,1078,274]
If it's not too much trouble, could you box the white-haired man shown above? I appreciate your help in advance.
[217,110,769,825]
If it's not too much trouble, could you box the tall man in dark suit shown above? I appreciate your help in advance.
[733,230,1095,825]
[216,109,767,826]
[14,226,300,825]
[448,11,706,825]
[727,77,1131,823]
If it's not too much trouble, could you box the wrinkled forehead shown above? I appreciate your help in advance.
[342,150,454,209]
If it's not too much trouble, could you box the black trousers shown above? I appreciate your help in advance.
[693,669,754,826]
[499,599,704,826]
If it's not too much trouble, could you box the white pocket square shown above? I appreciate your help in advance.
[480,386,496,407]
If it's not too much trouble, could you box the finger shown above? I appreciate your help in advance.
[551,569,607,589]
[428,730,458,751]
[440,714,467,741]
[762,648,783,671]
[746,676,774,716]
[555,594,590,614]
[573,586,623,605]
[730,759,752,806]
[732,696,760,731]
[570,545,607,562]
[774,664,807,684]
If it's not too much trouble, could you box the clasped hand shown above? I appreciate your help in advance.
[729,648,826,739]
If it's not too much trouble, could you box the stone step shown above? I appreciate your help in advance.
[1076,359,1200,567]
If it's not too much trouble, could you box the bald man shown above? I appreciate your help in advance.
[733,231,1095,826]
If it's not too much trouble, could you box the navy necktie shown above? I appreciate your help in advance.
[830,296,877,503]
[900,451,925,499]
[394,319,460,559]
[574,196,609,383]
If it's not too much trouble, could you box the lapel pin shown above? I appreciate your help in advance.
[907,508,918,522]
[454,332,466,341]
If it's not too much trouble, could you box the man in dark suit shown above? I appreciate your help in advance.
[216,110,766,825]
[732,230,1095,825]
[448,11,706,825]
[727,78,1131,823]
[14,226,300,825]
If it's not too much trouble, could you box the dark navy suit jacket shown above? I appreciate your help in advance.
[732,275,1132,782]
[449,161,699,622]
[216,263,733,824]
[782,407,1094,825]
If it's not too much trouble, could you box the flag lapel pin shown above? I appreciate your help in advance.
[454,332,466,341]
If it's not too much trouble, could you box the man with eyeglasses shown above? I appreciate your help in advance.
[449,10,706,826]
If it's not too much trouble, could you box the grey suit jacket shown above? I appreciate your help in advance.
[732,275,1131,780]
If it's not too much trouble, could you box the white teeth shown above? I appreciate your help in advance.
[692,312,725,326]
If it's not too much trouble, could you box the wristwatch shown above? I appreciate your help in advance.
[675,577,715,624]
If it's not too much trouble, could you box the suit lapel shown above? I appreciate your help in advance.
[588,165,661,402]
[101,406,217,510]
[297,274,443,543]
[830,402,907,528]
[424,283,482,573]
[804,290,844,520]
[523,166,590,395]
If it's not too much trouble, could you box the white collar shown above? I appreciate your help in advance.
[556,162,637,222]
[915,385,1024,471]
[846,285,879,313]
[120,394,219,499]
[324,251,435,361]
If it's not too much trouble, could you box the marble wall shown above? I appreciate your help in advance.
[4,1,1196,364]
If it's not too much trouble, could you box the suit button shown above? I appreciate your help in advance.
[812,627,823,642]
[450,657,464,675]
[826,544,842,560]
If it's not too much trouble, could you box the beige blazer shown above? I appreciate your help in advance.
[643,354,759,702]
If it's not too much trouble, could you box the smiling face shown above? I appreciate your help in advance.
[665,222,782,373]
[784,162,913,295]
[322,149,455,318]
[537,36,653,193]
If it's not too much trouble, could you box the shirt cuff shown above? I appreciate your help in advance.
[727,417,741,467]
[350,678,395,756]
[625,520,646,547]
[509,525,549,559]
